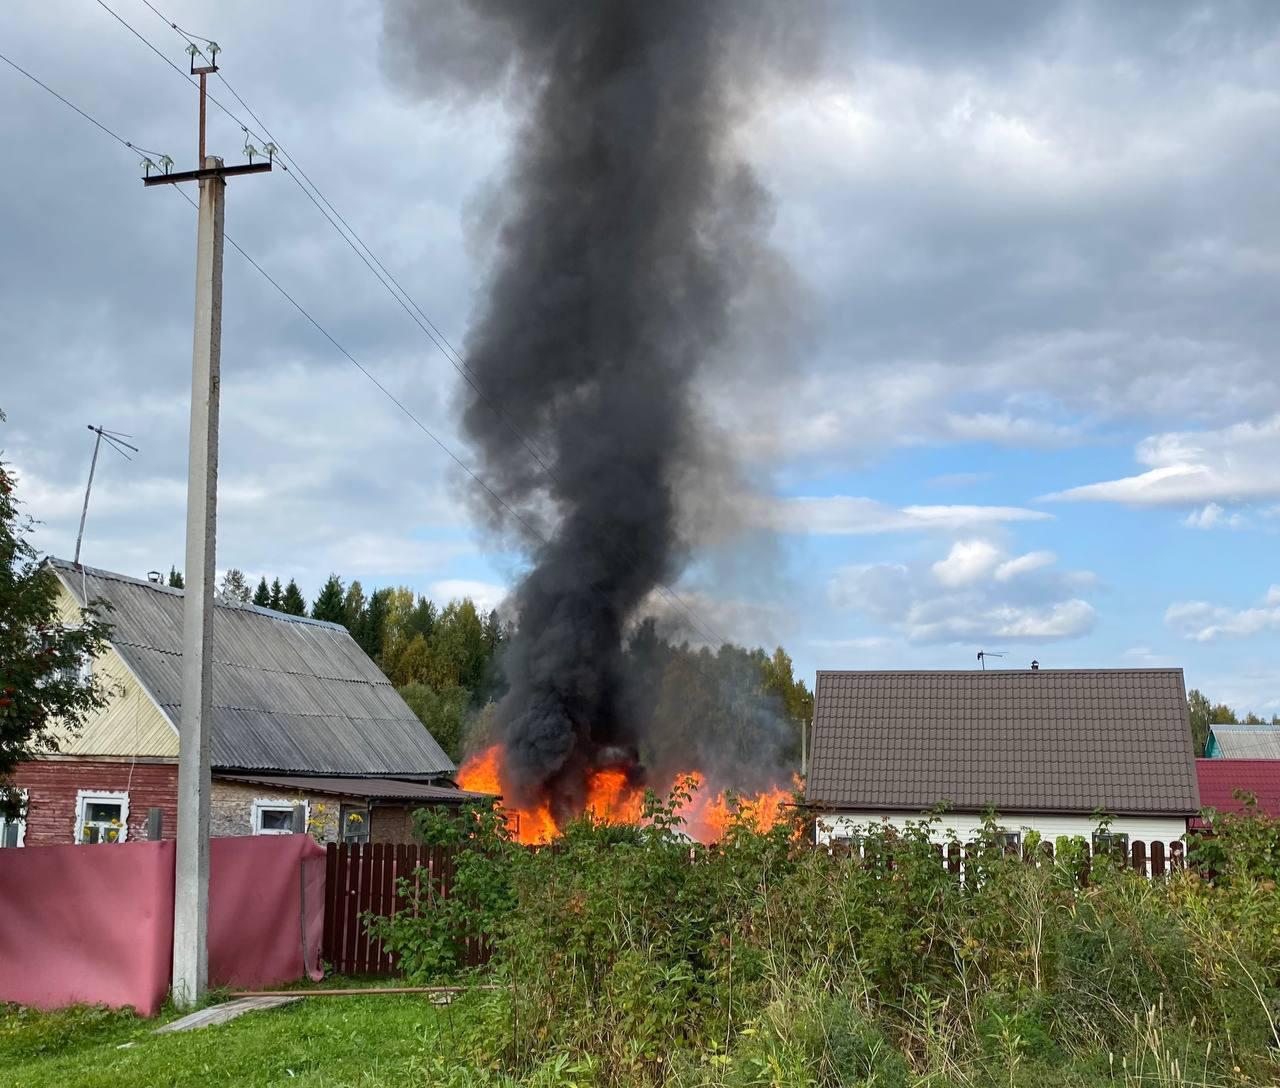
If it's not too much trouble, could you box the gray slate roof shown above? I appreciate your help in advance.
[1208,725,1280,759]
[52,559,455,777]
[808,669,1199,816]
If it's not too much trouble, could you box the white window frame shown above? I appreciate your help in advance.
[74,789,129,844]
[0,789,27,848]
[340,804,370,845]
[251,798,308,836]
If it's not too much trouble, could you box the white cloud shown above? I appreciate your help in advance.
[932,539,1003,587]
[829,539,1096,645]
[1165,585,1280,642]
[1182,503,1244,529]
[755,495,1050,536]
[430,579,508,612]
[1045,414,1280,507]
[994,550,1056,581]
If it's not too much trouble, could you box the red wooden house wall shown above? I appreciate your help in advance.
[8,760,178,846]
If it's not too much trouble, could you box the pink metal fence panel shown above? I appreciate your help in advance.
[208,834,326,990]
[0,834,325,1015]
[0,841,175,1016]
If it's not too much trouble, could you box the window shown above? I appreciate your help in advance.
[252,799,306,835]
[341,806,369,845]
[1092,831,1130,858]
[75,790,129,844]
[1001,831,1022,855]
[0,790,26,848]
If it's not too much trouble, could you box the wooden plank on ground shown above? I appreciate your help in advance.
[154,996,301,1033]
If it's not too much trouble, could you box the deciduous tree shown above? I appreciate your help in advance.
[1,447,113,806]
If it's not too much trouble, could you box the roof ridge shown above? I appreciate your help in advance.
[47,556,345,631]
[816,667,1185,676]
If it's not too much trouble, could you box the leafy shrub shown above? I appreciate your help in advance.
[377,786,1280,1087]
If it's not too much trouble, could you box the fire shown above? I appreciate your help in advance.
[456,744,792,845]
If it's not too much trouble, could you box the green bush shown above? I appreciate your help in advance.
[373,788,1280,1087]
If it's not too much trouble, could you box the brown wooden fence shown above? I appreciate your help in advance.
[322,842,491,976]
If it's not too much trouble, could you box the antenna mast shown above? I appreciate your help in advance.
[976,650,1007,671]
[73,424,138,566]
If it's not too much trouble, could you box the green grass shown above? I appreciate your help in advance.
[0,985,486,1088]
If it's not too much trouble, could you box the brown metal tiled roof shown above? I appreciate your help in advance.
[807,669,1199,816]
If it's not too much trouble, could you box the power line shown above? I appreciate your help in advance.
[0,50,159,157]
[125,1,729,648]
[12,28,729,648]
[132,0,560,475]
[1,49,537,547]
[127,4,732,647]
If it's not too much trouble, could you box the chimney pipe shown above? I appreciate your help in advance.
[147,570,163,584]
[1030,660,1039,671]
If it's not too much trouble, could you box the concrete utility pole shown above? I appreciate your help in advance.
[146,44,271,1008]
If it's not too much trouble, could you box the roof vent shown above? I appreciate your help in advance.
[1030,659,1040,671]
[146,570,163,584]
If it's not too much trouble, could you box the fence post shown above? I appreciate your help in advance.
[146,808,164,841]
[292,804,307,835]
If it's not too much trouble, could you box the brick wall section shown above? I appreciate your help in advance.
[368,804,417,844]
[211,779,340,842]
[10,759,178,846]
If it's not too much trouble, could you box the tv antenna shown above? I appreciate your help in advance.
[74,425,139,566]
[976,650,1006,670]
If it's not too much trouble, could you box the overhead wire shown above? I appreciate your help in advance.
[14,20,731,647]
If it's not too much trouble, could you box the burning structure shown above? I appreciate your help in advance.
[383,1,822,841]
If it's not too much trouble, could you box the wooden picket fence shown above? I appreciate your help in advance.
[322,842,491,976]
[825,836,1187,882]
[324,836,1192,976]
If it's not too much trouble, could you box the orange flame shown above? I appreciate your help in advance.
[456,744,791,845]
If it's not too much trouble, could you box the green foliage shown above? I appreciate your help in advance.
[166,566,183,589]
[0,455,114,789]
[371,802,1280,1088]
[310,574,347,624]
[252,577,271,608]
[280,579,307,616]
[218,568,251,604]
[366,801,520,981]
[268,576,283,610]
[399,682,470,761]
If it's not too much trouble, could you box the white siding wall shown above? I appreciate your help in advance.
[816,811,1188,846]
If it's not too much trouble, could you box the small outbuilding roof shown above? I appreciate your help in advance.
[1206,724,1280,760]
[1192,759,1280,828]
[51,558,455,778]
[807,668,1199,816]
[217,773,493,803]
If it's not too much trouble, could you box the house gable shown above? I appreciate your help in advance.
[47,558,455,777]
[50,577,177,758]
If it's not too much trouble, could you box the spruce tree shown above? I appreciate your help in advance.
[280,579,307,616]
[354,587,390,662]
[268,577,283,611]
[252,577,271,608]
[311,574,347,625]
[167,566,184,589]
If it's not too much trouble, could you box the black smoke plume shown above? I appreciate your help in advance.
[383,1,823,818]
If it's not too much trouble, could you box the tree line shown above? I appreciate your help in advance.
[1188,688,1280,755]
[192,566,817,773]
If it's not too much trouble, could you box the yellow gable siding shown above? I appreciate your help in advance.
[51,579,178,757]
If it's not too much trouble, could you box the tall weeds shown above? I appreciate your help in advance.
[381,795,1280,1087]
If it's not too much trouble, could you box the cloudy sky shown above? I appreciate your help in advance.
[3,1,1279,713]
